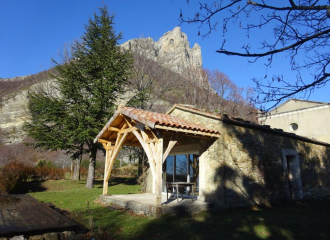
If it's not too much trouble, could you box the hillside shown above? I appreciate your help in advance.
[0,27,204,145]
[0,27,255,146]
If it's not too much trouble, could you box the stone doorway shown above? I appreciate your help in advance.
[282,149,303,199]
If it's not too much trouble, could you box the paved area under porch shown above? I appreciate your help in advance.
[100,193,213,217]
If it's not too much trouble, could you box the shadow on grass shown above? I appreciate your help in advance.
[108,177,138,186]
[76,177,137,188]
[12,181,47,194]
[85,198,330,240]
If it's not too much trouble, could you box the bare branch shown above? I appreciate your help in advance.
[216,28,330,57]
[179,0,330,109]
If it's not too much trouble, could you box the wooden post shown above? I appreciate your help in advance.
[155,134,163,205]
[103,149,110,195]
[101,132,128,195]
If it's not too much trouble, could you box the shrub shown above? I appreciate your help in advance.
[111,166,137,177]
[114,159,127,168]
[0,160,66,193]
[0,161,35,194]
[0,166,20,194]
[80,159,104,179]
[36,159,55,168]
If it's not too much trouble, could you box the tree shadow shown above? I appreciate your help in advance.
[120,113,330,239]
[220,116,330,206]
[108,177,138,186]
[91,109,330,239]
[116,164,330,240]
[124,198,330,240]
[12,180,47,194]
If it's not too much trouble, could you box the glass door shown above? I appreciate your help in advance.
[164,154,199,193]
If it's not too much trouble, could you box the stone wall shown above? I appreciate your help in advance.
[169,107,330,208]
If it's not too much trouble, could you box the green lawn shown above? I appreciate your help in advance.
[22,178,330,240]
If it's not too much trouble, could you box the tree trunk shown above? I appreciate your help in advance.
[72,158,81,181]
[86,147,97,188]
[138,149,144,176]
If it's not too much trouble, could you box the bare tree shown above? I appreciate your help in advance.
[180,0,330,110]
[127,43,179,111]
[207,69,236,112]
[204,69,256,121]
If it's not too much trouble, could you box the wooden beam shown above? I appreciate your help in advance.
[103,147,112,195]
[118,127,139,134]
[163,140,177,163]
[145,138,157,143]
[163,132,180,162]
[101,142,116,151]
[108,127,120,132]
[98,139,112,144]
[123,116,133,128]
[121,141,141,147]
[105,132,129,182]
[146,127,159,142]
[120,123,128,131]
[101,142,107,150]
[132,129,156,188]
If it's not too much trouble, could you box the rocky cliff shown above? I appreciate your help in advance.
[1,86,31,144]
[0,27,203,145]
[122,27,202,74]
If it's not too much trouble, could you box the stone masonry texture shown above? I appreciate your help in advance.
[141,107,330,208]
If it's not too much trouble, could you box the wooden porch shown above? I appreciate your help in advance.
[94,105,220,206]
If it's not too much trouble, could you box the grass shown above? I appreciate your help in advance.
[20,178,330,240]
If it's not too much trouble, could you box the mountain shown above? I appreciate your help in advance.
[122,27,202,74]
[0,27,203,145]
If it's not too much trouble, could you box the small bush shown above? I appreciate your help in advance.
[0,166,20,194]
[80,159,104,179]
[111,166,137,177]
[0,161,35,194]
[114,159,127,168]
[0,160,66,194]
[36,159,56,168]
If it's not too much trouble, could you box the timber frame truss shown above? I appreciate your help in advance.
[94,107,220,205]
[98,115,182,204]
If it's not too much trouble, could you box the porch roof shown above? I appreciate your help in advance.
[94,105,220,146]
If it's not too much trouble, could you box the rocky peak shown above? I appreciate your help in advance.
[121,27,202,75]
[1,28,204,145]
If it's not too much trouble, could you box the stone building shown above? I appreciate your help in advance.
[258,99,330,143]
[95,104,330,209]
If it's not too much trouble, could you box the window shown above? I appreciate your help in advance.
[290,123,298,131]
[164,153,199,191]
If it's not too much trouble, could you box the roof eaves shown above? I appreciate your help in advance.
[93,110,120,144]
[168,104,222,120]
[121,107,156,129]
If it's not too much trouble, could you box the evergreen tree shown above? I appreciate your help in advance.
[25,5,132,188]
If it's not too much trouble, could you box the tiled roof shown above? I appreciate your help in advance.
[167,104,330,147]
[121,106,220,135]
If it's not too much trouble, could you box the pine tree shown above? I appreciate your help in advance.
[25,5,132,188]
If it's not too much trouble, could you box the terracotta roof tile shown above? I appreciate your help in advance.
[121,106,220,135]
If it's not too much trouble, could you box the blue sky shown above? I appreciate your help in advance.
[1,0,328,105]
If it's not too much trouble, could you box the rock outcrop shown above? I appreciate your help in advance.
[121,27,202,75]
[0,27,203,145]
[0,87,30,144]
